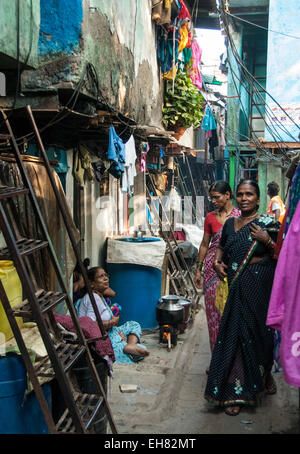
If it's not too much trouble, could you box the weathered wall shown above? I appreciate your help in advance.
[265,0,300,142]
[0,0,40,68]
[21,0,163,127]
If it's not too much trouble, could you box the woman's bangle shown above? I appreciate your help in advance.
[197,261,203,271]
[266,237,275,248]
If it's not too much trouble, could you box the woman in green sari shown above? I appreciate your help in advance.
[204,180,280,416]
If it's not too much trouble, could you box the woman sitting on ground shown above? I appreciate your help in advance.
[77,266,149,364]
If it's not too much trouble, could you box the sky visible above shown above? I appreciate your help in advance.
[195,28,226,67]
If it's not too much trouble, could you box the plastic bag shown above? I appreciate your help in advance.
[215,277,228,315]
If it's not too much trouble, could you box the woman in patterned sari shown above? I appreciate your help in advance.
[194,181,240,360]
[204,180,280,416]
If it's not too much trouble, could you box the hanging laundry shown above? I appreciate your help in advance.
[177,0,190,20]
[160,27,180,79]
[121,135,137,195]
[73,145,94,187]
[188,39,202,90]
[266,201,300,387]
[178,22,189,52]
[107,125,125,179]
[139,142,149,173]
[201,104,217,136]
[91,160,106,183]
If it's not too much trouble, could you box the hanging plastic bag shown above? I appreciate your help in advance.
[215,277,228,315]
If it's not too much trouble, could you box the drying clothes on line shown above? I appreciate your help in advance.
[91,160,106,183]
[178,0,190,20]
[121,135,137,194]
[158,26,180,76]
[107,125,125,179]
[139,142,149,172]
[189,39,202,90]
[201,104,217,133]
[266,201,300,387]
[73,145,94,187]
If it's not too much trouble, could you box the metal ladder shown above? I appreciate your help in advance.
[146,172,201,309]
[0,106,118,434]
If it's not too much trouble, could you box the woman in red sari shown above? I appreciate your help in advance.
[194,181,240,360]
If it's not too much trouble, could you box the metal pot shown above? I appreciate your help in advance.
[156,295,185,326]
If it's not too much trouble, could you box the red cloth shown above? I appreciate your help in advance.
[274,210,288,259]
[173,230,186,241]
[204,211,223,236]
[54,313,115,363]
[178,0,190,20]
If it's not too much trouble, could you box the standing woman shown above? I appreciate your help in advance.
[204,180,280,416]
[194,181,240,355]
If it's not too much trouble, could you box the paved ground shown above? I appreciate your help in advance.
[107,303,300,435]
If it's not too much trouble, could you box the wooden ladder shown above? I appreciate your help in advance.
[0,106,118,434]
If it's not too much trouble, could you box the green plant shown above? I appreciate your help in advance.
[162,69,205,130]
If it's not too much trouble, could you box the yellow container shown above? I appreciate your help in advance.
[0,261,23,342]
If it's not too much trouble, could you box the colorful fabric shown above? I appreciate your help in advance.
[189,39,202,90]
[204,211,223,236]
[267,195,286,224]
[204,215,280,407]
[77,292,145,364]
[178,23,189,52]
[203,208,240,352]
[201,105,217,132]
[107,125,125,179]
[266,201,300,387]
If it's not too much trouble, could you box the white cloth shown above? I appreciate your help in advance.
[78,293,110,322]
[121,135,137,193]
[107,237,166,269]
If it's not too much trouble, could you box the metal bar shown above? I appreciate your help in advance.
[0,201,86,433]
[25,106,106,338]
[0,277,57,433]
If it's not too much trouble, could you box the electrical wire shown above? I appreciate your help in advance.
[225,10,300,41]
[219,2,300,135]
[219,1,296,165]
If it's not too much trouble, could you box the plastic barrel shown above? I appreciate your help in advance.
[107,262,161,330]
[0,261,23,341]
[0,354,51,434]
[72,353,108,434]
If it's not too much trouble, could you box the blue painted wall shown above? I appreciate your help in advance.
[39,0,83,56]
[265,0,300,142]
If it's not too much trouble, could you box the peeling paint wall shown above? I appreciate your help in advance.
[39,0,83,56]
[22,0,163,127]
[0,0,40,68]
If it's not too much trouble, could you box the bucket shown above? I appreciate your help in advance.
[0,261,23,341]
[0,353,51,434]
[72,353,108,434]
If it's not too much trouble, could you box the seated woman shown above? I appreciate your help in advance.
[77,266,149,364]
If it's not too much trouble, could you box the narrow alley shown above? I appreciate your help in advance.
[107,304,300,435]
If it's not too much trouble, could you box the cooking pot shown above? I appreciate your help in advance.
[156,295,184,326]
[177,297,192,333]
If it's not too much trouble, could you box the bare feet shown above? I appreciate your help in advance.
[124,344,150,357]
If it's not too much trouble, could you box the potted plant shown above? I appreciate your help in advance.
[162,69,205,139]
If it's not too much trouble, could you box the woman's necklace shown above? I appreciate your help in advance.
[240,211,258,220]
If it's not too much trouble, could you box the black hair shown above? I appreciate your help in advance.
[87,266,108,282]
[267,181,280,197]
[236,179,260,198]
[74,257,90,274]
[209,180,233,199]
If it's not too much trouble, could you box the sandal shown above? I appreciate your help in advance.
[265,375,277,395]
[224,405,241,416]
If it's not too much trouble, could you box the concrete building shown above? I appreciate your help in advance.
[222,0,300,209]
